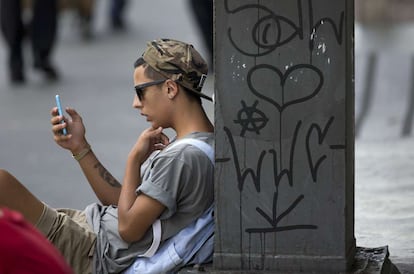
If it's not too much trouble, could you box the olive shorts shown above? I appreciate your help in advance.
[35,204,97,274]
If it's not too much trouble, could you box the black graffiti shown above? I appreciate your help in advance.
[223,126,264,192]
[234,100,269,136]
[223,120,301,192]
[225,0,344,57]
[247,194,318,233]
[220,0,347,269]
[247,64,324,113]
[223,119,327,234]
[306,116,334,182]
[330,144,346,150]
[271,120,302,188]
[308,0,344,52]
[223,116,345,259]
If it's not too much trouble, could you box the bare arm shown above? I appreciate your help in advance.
[75,148,121,205]
[51,107,121,205]
[118,126,169,243]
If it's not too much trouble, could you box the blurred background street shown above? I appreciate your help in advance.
[354,1,414,272]
[0,0,413,273]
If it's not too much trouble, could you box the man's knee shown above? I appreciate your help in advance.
[0,169,15,187]
[0,169,11,179]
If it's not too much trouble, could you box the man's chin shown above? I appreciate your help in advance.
[150,121,159,128]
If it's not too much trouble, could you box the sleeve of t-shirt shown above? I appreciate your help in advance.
[137,154,191,219]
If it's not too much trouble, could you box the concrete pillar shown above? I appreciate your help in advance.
[214,0,355,272]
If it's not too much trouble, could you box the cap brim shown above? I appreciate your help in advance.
[198,91,213,101]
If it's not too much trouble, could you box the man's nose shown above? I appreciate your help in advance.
[133,95,142,108]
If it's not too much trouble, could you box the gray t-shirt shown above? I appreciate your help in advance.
[85,132,214,274]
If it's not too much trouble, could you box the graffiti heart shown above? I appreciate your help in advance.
[247,64,324,113]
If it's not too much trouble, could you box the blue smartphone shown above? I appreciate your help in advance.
[55,94,67,136]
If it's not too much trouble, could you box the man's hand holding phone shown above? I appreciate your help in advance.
[51,95,88,154]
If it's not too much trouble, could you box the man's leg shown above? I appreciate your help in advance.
[0,169,44,225]
[76,0,95,39]
[31,0,59,80]
[0,169,95,273]
[110,0,127,29]
[0,0,25,83]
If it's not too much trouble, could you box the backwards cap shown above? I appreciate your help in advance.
[142,38,211,101]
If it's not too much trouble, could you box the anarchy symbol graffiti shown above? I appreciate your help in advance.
[234,100,269,137]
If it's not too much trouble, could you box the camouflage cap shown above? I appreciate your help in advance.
[142,38,211,101]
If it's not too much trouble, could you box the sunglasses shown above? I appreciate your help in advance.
[134,79,166,101]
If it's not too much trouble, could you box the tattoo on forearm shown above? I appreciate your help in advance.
[94,162,121,188]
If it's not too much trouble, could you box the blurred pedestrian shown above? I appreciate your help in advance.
[0,207,73,274]
[74,0,95,40]
[110,0,127,30]
[188,0,213,69]
[73,0,127,40]
[0,0,59,84]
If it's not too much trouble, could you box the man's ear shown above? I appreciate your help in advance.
[166,80,179,99]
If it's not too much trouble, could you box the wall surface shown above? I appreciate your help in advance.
[214,0,355,272]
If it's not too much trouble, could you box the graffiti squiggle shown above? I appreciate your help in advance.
[224,0,344,57]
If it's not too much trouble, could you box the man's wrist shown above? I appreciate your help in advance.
[72,144,91,161]
[70,140,89,155]
[127,152,144,166]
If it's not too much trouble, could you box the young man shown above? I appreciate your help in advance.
[0,38,214,274]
